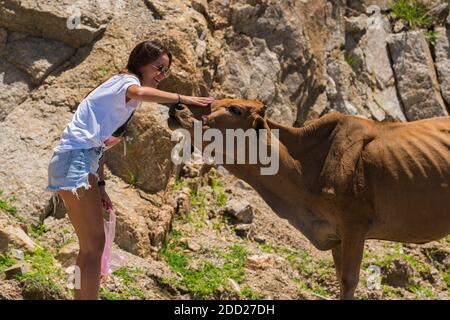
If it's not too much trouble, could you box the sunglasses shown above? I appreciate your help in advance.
[150,64,171,78]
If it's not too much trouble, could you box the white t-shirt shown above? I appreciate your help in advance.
[54,74,142,152]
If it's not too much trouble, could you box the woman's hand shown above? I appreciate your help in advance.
[100,187,113,210]
[180,95,214,107]
[104,136,122,147]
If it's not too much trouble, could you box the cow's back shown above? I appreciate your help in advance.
[362,116,450,242]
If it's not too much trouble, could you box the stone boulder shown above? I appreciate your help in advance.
[1,33,75,84]
[105,172,174,257]
[388,31,448,120]
[105,103,175,194]
[0,213,36,252]
[0,0,111,48]
[434,27,450,108]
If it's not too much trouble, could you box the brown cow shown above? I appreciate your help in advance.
[169,98,450,299]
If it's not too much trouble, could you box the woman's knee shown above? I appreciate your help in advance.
[79,232,105,257]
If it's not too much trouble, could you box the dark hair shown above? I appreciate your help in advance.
[81,40,172,101]
[119,40,172,82]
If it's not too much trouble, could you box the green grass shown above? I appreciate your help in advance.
[343,51,358,69]
[210,171,227,207]
[186,186,208,230]
[241,285,263,300]
[100,266,146,300]
[161,240,252,299]
[0,189,17,216]
[1,246,67,299]
[97,66,109,78]
[173,177,187,191]
[442,269,450,294]
[424,30,439,46]
[389,0,432,29]
[260,242,316,277]
[127,171,139,187]
[407,283,436,299]
[27,223,49,239]
[369,244,431,275]
[16,247,66,299]
[0,251,17,275]
[382,284,403,298]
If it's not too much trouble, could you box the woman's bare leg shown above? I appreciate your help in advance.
[58,173,105,300]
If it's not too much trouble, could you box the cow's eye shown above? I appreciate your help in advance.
[227,105,242,116]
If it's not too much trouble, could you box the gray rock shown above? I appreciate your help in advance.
[234,224,251,238]
[382,259,414,288]
[0,27,6,44]
[0,0,110,47]
[0,60,32,120]
[345,15,368,34]
[434,27,450,108]
[348,0,394,13]
[253,235,266,244]
[388,31,448,120]
[2,35,75,84]
[106,173,174,257]
[0,218,36,252]
[105,103,175,193]
[393,19,407,33]
[222,199,254,224]
[4,263,30,280]
[360,12,405,121]
[56,241,79,267]
[0,279,23,299]
[0,100,73,223]
[213,35,282,119]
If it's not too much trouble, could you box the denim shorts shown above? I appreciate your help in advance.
[46,146,104,200]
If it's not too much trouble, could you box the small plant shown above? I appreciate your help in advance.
[27,223,49,239]
[407,282,436,299]
[97,66,109,78]
[16,247,66,299]
[210,172,227,207]
[173,177,186,191]
[0,251,17,275]
[100,267,146,300]
[343,51,358,69]
[161,238,250,299]
[0,189,17,216]
[127,170,139,187]
[389,0,432,29]
[241,285,263,300]
[188,187,207,230]
[424,30,439,46]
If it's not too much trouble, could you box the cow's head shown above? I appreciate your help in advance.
[169,98,276,168]
[168,98,269,133]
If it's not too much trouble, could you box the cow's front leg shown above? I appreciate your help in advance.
[331,243,342,284]
[338,231,365,300]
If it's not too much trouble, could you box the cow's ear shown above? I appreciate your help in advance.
[258,105,268,117]
[252,116,269,139]
[252,116,265,130]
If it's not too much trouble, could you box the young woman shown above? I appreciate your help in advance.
[46,40,214,300]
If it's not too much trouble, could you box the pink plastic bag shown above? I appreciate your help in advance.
[101,201,125,280]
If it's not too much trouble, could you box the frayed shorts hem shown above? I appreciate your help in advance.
[45,171,100,216]
[46,171,100,199]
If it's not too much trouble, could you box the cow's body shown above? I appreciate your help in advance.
[361,116,450,242]
[170,99,450,299]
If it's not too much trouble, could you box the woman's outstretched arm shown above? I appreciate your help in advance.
[126,85,214,107]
